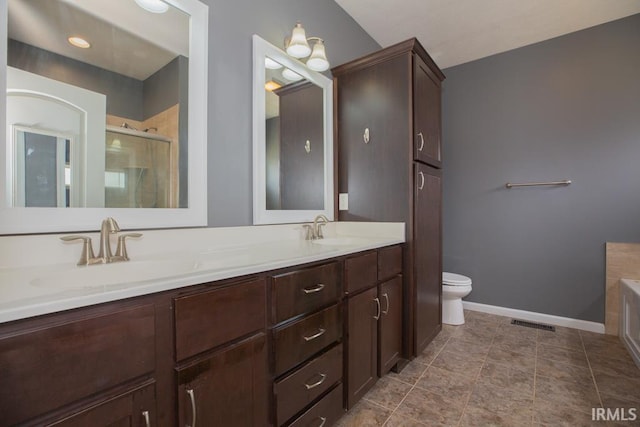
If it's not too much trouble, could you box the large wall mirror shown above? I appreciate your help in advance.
[252,35,334,224]
[0,0,208,234]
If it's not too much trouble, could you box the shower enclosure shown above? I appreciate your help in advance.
[105,125,173,208]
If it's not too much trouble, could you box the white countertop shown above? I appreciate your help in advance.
[0,222,404,323]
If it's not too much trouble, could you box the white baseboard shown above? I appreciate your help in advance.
[462,301,605,334]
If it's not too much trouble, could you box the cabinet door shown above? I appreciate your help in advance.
[413,56,442,167]
[176,333,267,427]
[346,287,378,409]
[414,163,442,354]
[337,54,411,222]
[49,382,155,427]
[379,276,403,376]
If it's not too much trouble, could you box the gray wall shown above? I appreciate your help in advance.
[441,13,640,323]
[204,0,379,226]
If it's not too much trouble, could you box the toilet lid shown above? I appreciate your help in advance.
[443,272,472,286]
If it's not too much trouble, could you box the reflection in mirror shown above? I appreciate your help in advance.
[0,0,209,234]
[264,56,324,211]
[253,35,333,225]
[7,0,189,208]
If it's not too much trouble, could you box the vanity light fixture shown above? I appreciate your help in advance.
[285,22,330,72]
[282,68,303,82]
[265,57,283,70]
[67,36,90,49]
[134,0,169,14]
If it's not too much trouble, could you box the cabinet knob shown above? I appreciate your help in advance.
[374,297,381,320]
[417,132,425,151]
[363,128,370,144]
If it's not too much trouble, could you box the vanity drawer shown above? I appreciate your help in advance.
[0,303,155,426]
[378,245,402,281]
[288,384,344,427]
[174,278,266,361]
[272,262,341,324]
[345,251,378,294]
[275,344,342,426]
[274,304,341,376]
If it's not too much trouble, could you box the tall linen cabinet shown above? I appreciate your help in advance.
[333,39,445,358]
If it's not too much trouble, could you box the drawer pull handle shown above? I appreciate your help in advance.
[374,297,381,320]
[382,293,389,315]
[363,127,370,144]
[304,372,327,390]
[142,410,150,427]
[418,171,425,190]
[303,328,326,342]
[318,416,327,427]
[417,132,425,151]
[302,283,325,294]
[186,388,196,427]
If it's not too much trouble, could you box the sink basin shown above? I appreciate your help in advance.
[31,259,199,290]
[311,237,370,246]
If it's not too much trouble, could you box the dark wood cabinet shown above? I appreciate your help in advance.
[49,382,156,427]
[415,164,443,351]
[176,333,267,427]
[379,275,403,376]
[334,38,445,357]
[346,286,378,409]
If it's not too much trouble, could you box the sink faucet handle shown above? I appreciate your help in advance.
[115,233,142,261]
[302,224,316,240]
[60,235,96,266]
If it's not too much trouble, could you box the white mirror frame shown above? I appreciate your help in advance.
[0,0,208,234]
[252,35,334,225]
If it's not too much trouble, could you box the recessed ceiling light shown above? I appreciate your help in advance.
[68,36,90,49]
[134,0,169,13]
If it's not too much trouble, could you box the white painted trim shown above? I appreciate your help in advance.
[462,301,605,334]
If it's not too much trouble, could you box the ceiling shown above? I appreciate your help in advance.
[8,0,189,80]
[334,0,640,69]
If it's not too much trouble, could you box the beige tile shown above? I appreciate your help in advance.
[492,333,537,355]
[431,349,485,378]
[383,413,428,426]
[537,343,588,367]
[442,337,492,359]
[460,404,533,427]
[532,397,596,426]
[467,380,533,414]
[336,399,392,427]
[535,358,594,386]
[593,371,640,403]
[388,360,429,386]
[600,393,640,410]
[588,352,640,379]
[485,344,536,372]
[464,310,506,324]
[415,366,476,401]
[581,332,633,362]
[363,375,413,411]
[415,335,448,366]
[537,328,583,351]
[394,387,464,427]
[496,322,539,340]
[477,361,535,398]
[535,375,600,413]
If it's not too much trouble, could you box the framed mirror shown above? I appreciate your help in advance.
[252,35,334,224]
[0,0,208,234]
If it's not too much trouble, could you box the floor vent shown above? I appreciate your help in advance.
[510,319,556,332]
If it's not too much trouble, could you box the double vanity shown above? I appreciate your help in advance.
[0,222,405,426]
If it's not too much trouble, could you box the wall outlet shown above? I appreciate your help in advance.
[339,193,349,211]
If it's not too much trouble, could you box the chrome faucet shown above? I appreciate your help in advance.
[60,217,142,266]
[303,214,330,240]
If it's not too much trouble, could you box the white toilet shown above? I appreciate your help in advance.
[442,272,472,325]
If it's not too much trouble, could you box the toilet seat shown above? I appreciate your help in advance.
[443,272,472,287]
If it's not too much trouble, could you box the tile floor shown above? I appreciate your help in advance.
[336,310,640,426]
